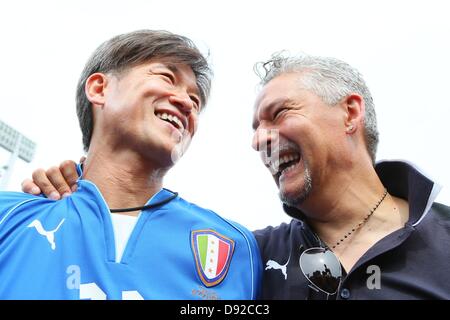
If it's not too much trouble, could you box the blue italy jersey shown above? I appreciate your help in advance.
[0,180,262,299]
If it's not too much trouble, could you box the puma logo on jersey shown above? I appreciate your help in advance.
[265,255,290,280]
[28,218,65,250]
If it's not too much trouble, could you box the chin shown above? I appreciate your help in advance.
[136,141,177,169]
[279,169,313,208]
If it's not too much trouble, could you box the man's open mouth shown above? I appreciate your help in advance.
[155,112,185,133]
[271,151,301,180]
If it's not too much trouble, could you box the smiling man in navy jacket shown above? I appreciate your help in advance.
[251,53,450,299]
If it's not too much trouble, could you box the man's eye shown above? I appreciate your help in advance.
[160,73,175,84]
[190,96,201,111]
[274,108,287,119]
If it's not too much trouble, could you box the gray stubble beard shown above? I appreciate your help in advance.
[279,167,313,208]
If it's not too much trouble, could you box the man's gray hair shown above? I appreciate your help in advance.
[255,53,379,163]
[76,30,212,152]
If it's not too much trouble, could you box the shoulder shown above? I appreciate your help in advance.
[253,219,303,249]
[0,191,43,217]
[431,202,450,216]
[174,196,255,236]
[173,196,262,258]
[0,190,39,203]
[411,202,450,249]
[0,191,63,230]
[428,202,450,226]
[173,196,263,294]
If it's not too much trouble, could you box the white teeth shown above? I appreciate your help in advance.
[156,112,184,131]
[173,117,183,129]
[268,153,300,175]
[279,154,299,166]
[281,163,297,175]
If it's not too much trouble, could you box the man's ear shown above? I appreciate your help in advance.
[342,94,365,134]
[85,73,108,107]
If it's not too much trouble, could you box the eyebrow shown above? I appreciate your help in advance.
[252,98,288,130]
[165,63,179,73]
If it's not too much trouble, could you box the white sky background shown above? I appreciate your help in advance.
[0,0,449,231]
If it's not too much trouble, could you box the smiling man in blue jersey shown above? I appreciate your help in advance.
[0,30,262,300]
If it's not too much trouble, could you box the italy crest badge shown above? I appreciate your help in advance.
[191,229,235,287]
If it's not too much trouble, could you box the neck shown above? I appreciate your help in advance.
[299,162,394,247]
[83,147,167,212]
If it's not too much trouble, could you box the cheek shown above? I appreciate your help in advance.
[143,78,174,95]
[105,86,140,113]
[123,79,170,105]
[189,114,199,135]
[279,117,308,140]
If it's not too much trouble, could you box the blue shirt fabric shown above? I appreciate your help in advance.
[0,180,262,300]
[254,160,450,299]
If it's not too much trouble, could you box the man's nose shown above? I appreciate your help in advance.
[168,92,194,115]
[252,127,275,156]
[252,130,261,151]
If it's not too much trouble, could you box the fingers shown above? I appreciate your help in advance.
[21,178,41,195]
[26,160,79,200]
[31,168,61,200]
[59,160,79,193]
[47,166,74,199]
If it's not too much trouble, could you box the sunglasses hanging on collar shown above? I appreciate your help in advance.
[299,247,342,298]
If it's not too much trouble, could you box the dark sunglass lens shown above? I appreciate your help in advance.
[300,248,342,294]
